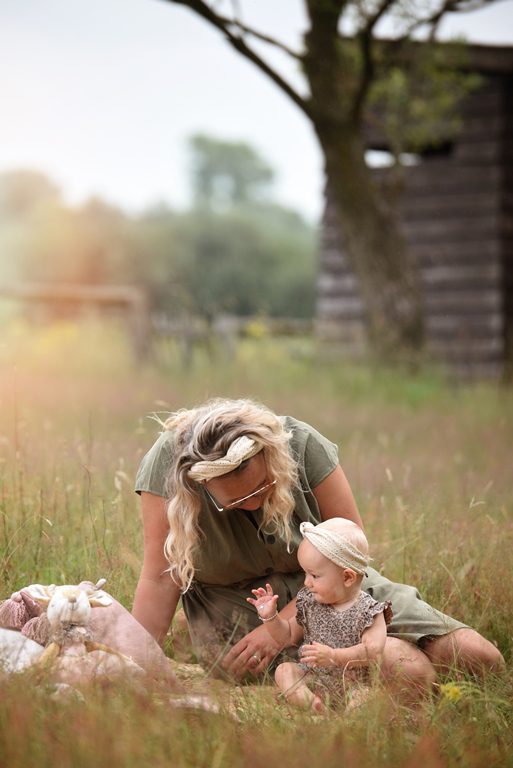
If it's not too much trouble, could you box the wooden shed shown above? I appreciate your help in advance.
[316,43,513,378]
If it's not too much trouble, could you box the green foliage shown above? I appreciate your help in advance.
[0,138,317,320]
[189,133,274,208]
[168,205,316,318]
[369,41,482,158]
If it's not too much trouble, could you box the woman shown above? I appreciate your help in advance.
[132,398,503,685]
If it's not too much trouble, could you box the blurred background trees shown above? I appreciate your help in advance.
[0,136,317,322]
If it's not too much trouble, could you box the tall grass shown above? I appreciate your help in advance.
[0,317,512,766]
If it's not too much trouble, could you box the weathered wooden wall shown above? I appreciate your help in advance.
[316,46,513,378]
[504,72,513,374]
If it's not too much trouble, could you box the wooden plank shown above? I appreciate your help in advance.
[459,88,503,115]
[412,240,501,264]
[402,217,499,243]
[398,192,499,220]
[458,115,505,139]
[317,297,365,319]
[318,247,351,267]
[452,141,502,163]
[319,247,502,276]
[317,258,354,275]
[427,338,504,358]
[423,290,502,313]
[420,263,502,286]
[425,313,503,334]
[374,166,502,196]
[315,319,366,344]
[317,274,360,294]
[465,46,513,75]
[404,165,502,187]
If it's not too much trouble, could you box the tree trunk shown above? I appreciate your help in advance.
[303,2,423,358]
[318,123,423,356]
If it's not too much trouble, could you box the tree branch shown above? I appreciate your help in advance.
[349,0,396,123]
[364,0,397,35]
[390,0,501,41]
[221,16,303,60]
[159,0,310,116]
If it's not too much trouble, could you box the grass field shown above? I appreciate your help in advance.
[0,318,512,767]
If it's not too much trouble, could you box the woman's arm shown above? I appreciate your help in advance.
[221,596,299,679]
[313,465,364,529]
[132,492,181,644]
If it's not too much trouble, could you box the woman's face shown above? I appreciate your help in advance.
[204,453,274,512]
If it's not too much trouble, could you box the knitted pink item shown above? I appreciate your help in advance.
[21,614,50,645]
[0,590,43,634]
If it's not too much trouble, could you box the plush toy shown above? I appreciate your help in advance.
[0,581,234,716]
[26,580,147,680]
[0,579,176,688]
[0,628,45,673]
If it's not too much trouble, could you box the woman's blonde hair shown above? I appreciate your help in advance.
[162,398,298,591]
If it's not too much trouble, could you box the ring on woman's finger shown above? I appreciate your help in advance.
[250,653,261,663]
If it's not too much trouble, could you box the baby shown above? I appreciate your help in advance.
[248,518,391,711]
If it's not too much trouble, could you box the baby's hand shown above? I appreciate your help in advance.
[300,642,336,667]
[246,583,279,621]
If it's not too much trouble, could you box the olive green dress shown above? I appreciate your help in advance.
[135,417,466,667]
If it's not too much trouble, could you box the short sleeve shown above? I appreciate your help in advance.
[283,417,339,489]
[134,430,176,497]
[358,594,393,632]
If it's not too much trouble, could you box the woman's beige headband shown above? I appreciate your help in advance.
[299,521,369,575]
[188,435,262,482]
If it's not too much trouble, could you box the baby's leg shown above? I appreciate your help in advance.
[275,662,325,714]
[345,684,372,710]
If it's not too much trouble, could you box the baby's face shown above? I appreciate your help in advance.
[298,540,348,606]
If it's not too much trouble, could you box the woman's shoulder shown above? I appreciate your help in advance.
[134,428,177,497]
[281,415,326,440]
[281,416,339,488]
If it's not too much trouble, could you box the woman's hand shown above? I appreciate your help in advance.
[246,583,279,622]
[300,641,337,667]
[221,623,282,679]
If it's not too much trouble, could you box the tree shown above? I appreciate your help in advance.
[189,134,274,208]
[0,170,60,220]
[158,0,495,357]
[1,163,316,321]
[126,202,316,320]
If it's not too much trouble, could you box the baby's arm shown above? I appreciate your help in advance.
[300,611,387,668]
[247,584,303,648]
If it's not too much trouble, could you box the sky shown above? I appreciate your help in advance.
[1,0,512,223]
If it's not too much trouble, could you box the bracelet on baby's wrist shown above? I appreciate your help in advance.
[258,611,278,623]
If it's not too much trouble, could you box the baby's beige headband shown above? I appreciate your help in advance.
[299,521,369,575]
[188,435,262,482]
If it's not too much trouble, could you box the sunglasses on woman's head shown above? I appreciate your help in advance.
[204,480,277,512]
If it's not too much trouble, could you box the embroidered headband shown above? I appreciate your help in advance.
[188,435,262,482]
[299,521,369,575]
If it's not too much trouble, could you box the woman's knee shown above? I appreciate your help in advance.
[422,628,505,675]
[380,637,437,694]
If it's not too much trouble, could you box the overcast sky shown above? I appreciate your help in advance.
[1,0,512,222]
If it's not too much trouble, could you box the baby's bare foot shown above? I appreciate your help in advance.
[311,694,326,715]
